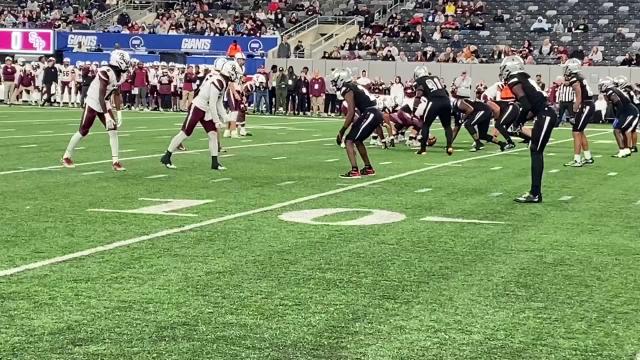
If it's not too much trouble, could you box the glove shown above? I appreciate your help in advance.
[336,127,346,146]
[116,110,123,127]
[105,113,116,130]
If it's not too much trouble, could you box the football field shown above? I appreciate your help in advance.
[1,108,639,359]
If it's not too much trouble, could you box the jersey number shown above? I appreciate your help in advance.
[425,78,444,91]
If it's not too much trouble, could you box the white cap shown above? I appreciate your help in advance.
[63,57,70,63]
[100,60,108,66]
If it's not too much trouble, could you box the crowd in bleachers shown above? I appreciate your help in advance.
[0,0,114,30]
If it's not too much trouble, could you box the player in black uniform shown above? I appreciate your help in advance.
[452,98,508,151]
[599,77,639,158]
[413,66,454,155]
[562,59,596,167]
[614,75,639,152]
[500,56,557,203]
[333,69,384,178]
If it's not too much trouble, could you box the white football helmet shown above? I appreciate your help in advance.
[220,60,240,81]
[234,52,246,65]
[76,61,84,67]
[63,57,70,65]
[109,49,130,71]
[214,57,228,72]
[100,60,108,66]
[331,68,352,89]
[499,55,525,81]
[613,75,629,88]
[160,61,167,67]
[153,61,160,67]
[598,77,615,93]
[414,66,429,79]
[562,58,582,76]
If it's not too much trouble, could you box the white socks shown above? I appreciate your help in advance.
[207,131,219,156]
[63,132,84,159]
[168,131,188,153]
[108,130,119,163]
[583,150,592,160]
[574,154,581,162]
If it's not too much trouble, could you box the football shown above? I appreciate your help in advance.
[427,136,437,147]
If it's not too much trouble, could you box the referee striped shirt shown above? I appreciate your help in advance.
[557,84,575,102]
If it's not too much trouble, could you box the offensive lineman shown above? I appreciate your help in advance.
[500,56,557,203]
[599,77,639,158]
[160,60,241,170]
[562,58,595,167]
[413,66,454,155]
[334,68,383,178]
[62,50,130,171]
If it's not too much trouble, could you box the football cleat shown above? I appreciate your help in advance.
[212,164,226,170]
[504,143,516,150]
[470,143,484,152]
[611,152,629,158]
[369,138,378,146]
[389,138,395,147]
[563,160,583,167]
[238,127,247,136]
[632,146,638,153]
[582,158,594,165]
[446,147,454,156]
[230,131,239,139]
[61,157,75,168]
[514,192,542,203]
[339,169,361,179]
[223,129,231,138]
[360,167,376,176]
[112,162,126,171]
[498,141,508,152]
[416,149,427,155]
[160,153,176,168]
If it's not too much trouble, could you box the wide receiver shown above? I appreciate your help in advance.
[160,60,241,170]
[61,50,130,171]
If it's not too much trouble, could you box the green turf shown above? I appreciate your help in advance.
[1,107,639,359]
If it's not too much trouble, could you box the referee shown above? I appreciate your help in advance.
[557,78,575,126]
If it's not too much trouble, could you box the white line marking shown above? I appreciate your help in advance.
[38,130,54,133]
[174,123,183,125]
[19,144,38,148]
[277,181,297,186]
[156,135,173,139]
[323,144,334,146]
[490,166,502,170]
[415,188,432,193]
[593,155,603,158]
[607,172,618,176]
[272,156,287,160]
[421,216,505,224]
[89,198,212,217]
[120,149,136,153]
[211,177,232,182]
[312,134,320,137]
[0,128,16,132]
[559,196,573,201]
[145,174,168,179]
[489,192,503,197]
[636,200,640,205]
[0,115,178,123]
[81,171,104,176]
[136,126,148,129]
[241,139,253,142]
[324,159,340,162]
[277,132,287,135]
[0,127,181,139]
[0,138,333,176]
[75,147,86,150]
[425,163,463,167]
[379,161,393,165]
[547,153,556,156]
[120,134,130,137]
[0,131,611,278]
[549,169,560,173]
[594,140,616,144]
[336,183,351,186]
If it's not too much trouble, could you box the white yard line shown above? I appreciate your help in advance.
[272,156,287,160]
[211,177,232,182]
[277,181,297,186]
[81,171,104,176]
[490,166,502,170]
[0,138,333,176]
[414,188,432,193]
[18,144,38,148]
[0,131,611,278]
[324,159,340,162]
[607,172,618,176]
[559,196,573,201]
[145,174,168,179]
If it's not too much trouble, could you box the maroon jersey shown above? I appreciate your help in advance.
[158,75,172,95]
[18,72,35,87]
[2,64,16,82]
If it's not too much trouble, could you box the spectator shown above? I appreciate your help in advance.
[588,47,603,63]
[493,9,504,23]
[475,81,487,99]
[415,52,426,62]
[397,52,409,62]
[614,28,626,42]
[538,38,553,56]
[288,12,299,26]
[269,65,278,114]
[442,15,460,30]
[309,70,325,116]
[296,68,310,115]
[514,12,524,23]
[553,19,565,33]
[574,18,589,33]
[324,68,338,115]
[620,53,635,66]
[535,74,546,91]
[277,36,291,58]
[531,16,551,33]
[227,40,242,57]
[132,62,149,110]
[390,76,404,103]
[438,47,456,62]
[434,11,445,23]
[415,24,427,42]
[382,50,396,61]
[582,57,593,67]
[570,46,585,60]
[383,42,399,57]
[274,9,285,28]
[285,66,298,115]
[424,47,437,61]
[489,45,504,60]
[566,21,575,33]
[453,71,472,98]
[474,0,485,14]
[466,54,479,64]
[432,25,443,40]
[445,1,456,15]
[450,34,462,49]
[293,41,305,58]
[181,65,196,111]
[2,57,17,105]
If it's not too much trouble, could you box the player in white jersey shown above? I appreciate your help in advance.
[148,62,160,110]
[160,60,241,170]
[62,50,130,171]
[57,58,74,107]
[224,52,246,138]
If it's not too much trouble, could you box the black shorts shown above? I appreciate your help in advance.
[530,106,557,152]
[497,102,520,129]
[613,104,639,133]
[465,108,492,134]
[346,108,383,142]
[572,102,595,132]
[422,97,452,128]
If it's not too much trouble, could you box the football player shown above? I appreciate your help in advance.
[62,50,130,171]
[500,56,557,203]
[599,77,639,158]
[614,75,639,152]
[562,58,595,167]
[482,81,519,148]
[160,60,241,170]
[334,68,383,178]
[452,97,508,151]
[57,58,75,107]
[224,52,246,138]
[413,66,454,155]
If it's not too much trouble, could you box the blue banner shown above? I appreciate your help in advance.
[56,32,279,55]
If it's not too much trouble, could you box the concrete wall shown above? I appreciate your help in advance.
[265,59,640,88]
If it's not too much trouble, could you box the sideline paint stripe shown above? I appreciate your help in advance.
[0,131,611,278]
